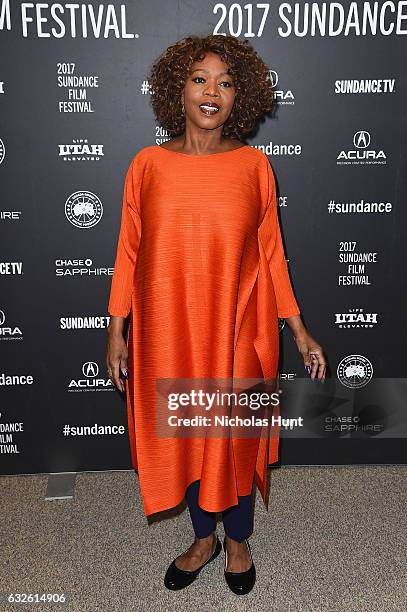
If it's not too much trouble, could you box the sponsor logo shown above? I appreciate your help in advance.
[65,191,103,228]
[337,355,373,388]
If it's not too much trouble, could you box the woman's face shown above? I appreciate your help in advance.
[182,51,236,131]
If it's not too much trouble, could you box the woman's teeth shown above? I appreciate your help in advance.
[199,105,219,115]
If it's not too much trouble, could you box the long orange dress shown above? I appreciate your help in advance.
[107,144,300,516]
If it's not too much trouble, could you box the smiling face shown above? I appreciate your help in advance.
[181,51,236,131]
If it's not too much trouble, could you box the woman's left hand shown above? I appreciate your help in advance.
[293,331,327,381]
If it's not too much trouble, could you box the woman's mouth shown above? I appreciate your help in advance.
[199,103,220,116]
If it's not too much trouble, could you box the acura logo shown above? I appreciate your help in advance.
[268,70,278,87]
[353,131,371,149]
[82,361,99,377]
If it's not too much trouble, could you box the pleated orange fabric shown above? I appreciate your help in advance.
[108,144,300,516]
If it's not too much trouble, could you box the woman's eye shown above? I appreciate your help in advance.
[191,77,233,87]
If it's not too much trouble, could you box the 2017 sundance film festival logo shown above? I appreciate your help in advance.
[0,415,23,454]
[0,2,137,38]
[1,1,407,39]
[65,191,103,228]
[57,62,102,113]
[337,354,373,389]
[338,241,378,286]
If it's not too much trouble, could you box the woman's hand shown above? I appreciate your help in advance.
[293,330,326,381]
[284,315,327,381]
[106,317,128,393]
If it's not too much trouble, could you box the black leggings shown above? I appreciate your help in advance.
[185,479,254,542]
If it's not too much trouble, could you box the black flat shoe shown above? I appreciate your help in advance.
[164,534,221,590]
[223,536,256,595]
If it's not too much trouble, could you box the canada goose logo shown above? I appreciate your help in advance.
[337,354,373,388]
[65,191,103,228]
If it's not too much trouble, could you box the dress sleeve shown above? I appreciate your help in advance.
[258,157,301,318]
[107,156,142,317]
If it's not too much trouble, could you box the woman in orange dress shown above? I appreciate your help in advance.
[106,34,326,595]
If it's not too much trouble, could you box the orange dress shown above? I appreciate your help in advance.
[107,144,300,516]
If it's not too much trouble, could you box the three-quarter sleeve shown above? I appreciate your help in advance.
[258,158,301,318]
[107,156,142,317]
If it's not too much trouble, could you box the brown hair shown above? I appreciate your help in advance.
[148,34,275,140]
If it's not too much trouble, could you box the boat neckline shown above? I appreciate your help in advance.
[154,144,250,158]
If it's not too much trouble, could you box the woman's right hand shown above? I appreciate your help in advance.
[106,316,128,393]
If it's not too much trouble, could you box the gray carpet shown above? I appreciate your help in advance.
[1,466,406,611]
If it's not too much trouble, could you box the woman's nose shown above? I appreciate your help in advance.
[204,81,220,96]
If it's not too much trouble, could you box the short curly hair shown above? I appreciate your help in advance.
[148,34,274,140]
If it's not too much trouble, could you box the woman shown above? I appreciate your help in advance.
[106,34,326,595]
